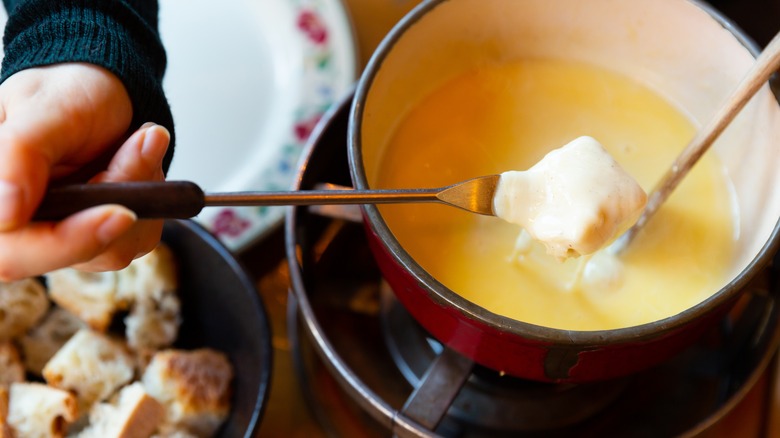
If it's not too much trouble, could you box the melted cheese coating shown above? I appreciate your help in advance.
[373,59,735,330]
[493,136,647,260]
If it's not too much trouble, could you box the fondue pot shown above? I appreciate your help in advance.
[347,0,780,382]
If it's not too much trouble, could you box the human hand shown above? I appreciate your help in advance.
[0,63,171,281]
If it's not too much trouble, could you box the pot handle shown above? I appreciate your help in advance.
[33,181,206,221]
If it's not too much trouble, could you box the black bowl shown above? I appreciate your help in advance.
[162,219,272,437]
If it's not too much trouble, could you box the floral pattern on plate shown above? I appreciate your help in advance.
[204,0,356,251]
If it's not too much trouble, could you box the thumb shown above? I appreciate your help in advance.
[0,132,51,231]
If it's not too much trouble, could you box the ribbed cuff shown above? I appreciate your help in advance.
[0,0,175,171]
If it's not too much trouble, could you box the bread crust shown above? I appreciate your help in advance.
[0,386,11,438]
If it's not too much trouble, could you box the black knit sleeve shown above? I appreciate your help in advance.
[0,0,175,172]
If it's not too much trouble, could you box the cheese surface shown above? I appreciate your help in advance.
[373,59,735,330]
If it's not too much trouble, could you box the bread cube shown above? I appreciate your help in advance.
[116,244,178,305]
[3,382,77,438]
[117,244,181,353]
[45,270,118,331]
[19,307,85,376]
[78,382,164,438]
[0,278,49,341]
[125,293,181,353]
[43,329,135,412]
[142,349,233,437]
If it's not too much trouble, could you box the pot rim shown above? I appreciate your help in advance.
[347,0,780,346]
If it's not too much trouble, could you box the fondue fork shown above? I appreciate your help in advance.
[610,30,780,254]
[32,175,501,221]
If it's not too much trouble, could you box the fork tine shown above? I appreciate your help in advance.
[436,175,500,216]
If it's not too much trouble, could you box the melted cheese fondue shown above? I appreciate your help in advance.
[373,59,735,330]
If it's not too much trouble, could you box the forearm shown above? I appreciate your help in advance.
[0,0,175,172]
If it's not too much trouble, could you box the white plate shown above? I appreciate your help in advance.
[160,0,357,251]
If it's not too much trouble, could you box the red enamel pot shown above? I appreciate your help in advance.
[347,0,780,382]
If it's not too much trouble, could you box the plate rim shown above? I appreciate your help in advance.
[187,0,358,252]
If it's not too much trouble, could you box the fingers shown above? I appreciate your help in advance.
[91,123,170,184]
[0,65,133,232]
[0,205,136,281]
[70,220,164,273]
[0,131,51,231]
[74,123,170,272]
[0,123,170,279]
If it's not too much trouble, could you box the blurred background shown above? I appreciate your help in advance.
[341,0,780,68]
[705,0,780,47]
